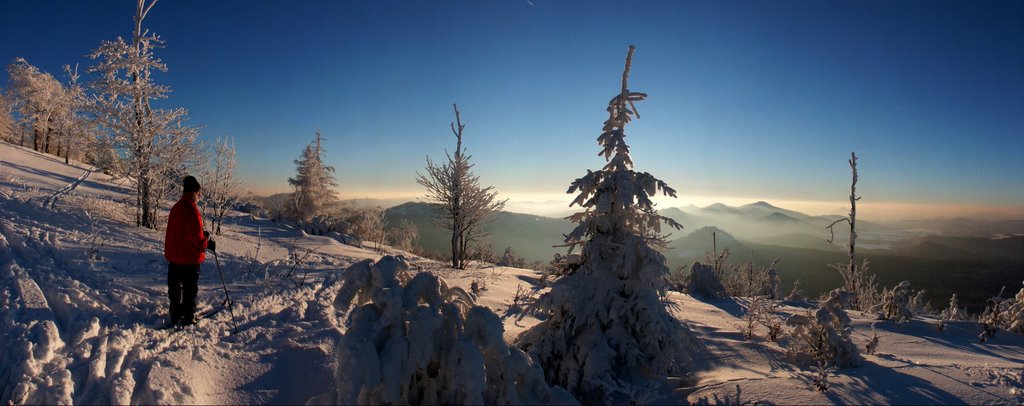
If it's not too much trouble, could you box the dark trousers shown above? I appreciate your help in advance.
[168,263,200,325]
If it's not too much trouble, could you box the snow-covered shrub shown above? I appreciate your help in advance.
[766,259,782,300]
[236,200,270,219]
[909,289,928,315]
[684,261,728,300]
[786,280,807,303]
[515,46,699,404]
[865,323,879,355]
[387,218,419,252]
[786,289,863,369]
[496,247,526,268]
[724,261,769,297]
[872,281,913,323]
[739,296,782,341]
[301,213,350,237]
[348,207,388,252]
[942,293,964,321]
[812,361,836,392]
[325,256,576,405]
[1006,281,1024,334]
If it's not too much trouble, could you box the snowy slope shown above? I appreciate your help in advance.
[1,141,1022,405]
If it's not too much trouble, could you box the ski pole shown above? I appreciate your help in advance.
[213,250,239,335]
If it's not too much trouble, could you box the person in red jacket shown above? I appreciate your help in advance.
[164,175,215,326]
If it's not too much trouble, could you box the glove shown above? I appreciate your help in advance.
[207,238,216,252]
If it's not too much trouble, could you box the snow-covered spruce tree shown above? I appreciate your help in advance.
[88,0,201,229]
[871,281,913,323]
[200,136,244,235]
[786,289,863,369]
[515,46,696,404]
[826,153,879,310]
[323,256,577,405]
[416,104,507,269]
[287,130,338,222]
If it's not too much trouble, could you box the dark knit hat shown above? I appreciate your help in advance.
[183,175,201,193]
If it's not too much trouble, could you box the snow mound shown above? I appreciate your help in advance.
[321,255,576,405]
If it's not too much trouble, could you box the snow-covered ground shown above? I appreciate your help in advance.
[1,141,1022,404]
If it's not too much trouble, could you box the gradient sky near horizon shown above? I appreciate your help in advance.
[2,1,1022,220]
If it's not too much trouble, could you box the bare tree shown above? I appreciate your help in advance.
[826,152,877,309]
[202,136,245,235]
[88,0,201,229]
[416,104,506,269]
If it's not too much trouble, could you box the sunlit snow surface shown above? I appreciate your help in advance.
[1,141,1021,404]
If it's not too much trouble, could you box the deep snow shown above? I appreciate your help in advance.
[1,141,1022,404]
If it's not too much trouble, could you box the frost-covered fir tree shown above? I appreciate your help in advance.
[515,46,696,404]
[287,130,338,221]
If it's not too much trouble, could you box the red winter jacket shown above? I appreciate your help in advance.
[164,192,208,265]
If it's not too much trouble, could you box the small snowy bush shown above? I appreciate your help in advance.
[496,247,526,268]
[872,281,913,323]
[942,293,964,321]
[1006,281,1024,334]
[324,256,575,405]
[301,213,349,237]
[786,289,863,369]
[786,280,807,303]
[684,261,728,300]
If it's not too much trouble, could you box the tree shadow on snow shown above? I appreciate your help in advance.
[820,359,962,404]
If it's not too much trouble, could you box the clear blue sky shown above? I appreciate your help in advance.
[2,1,1022,218]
